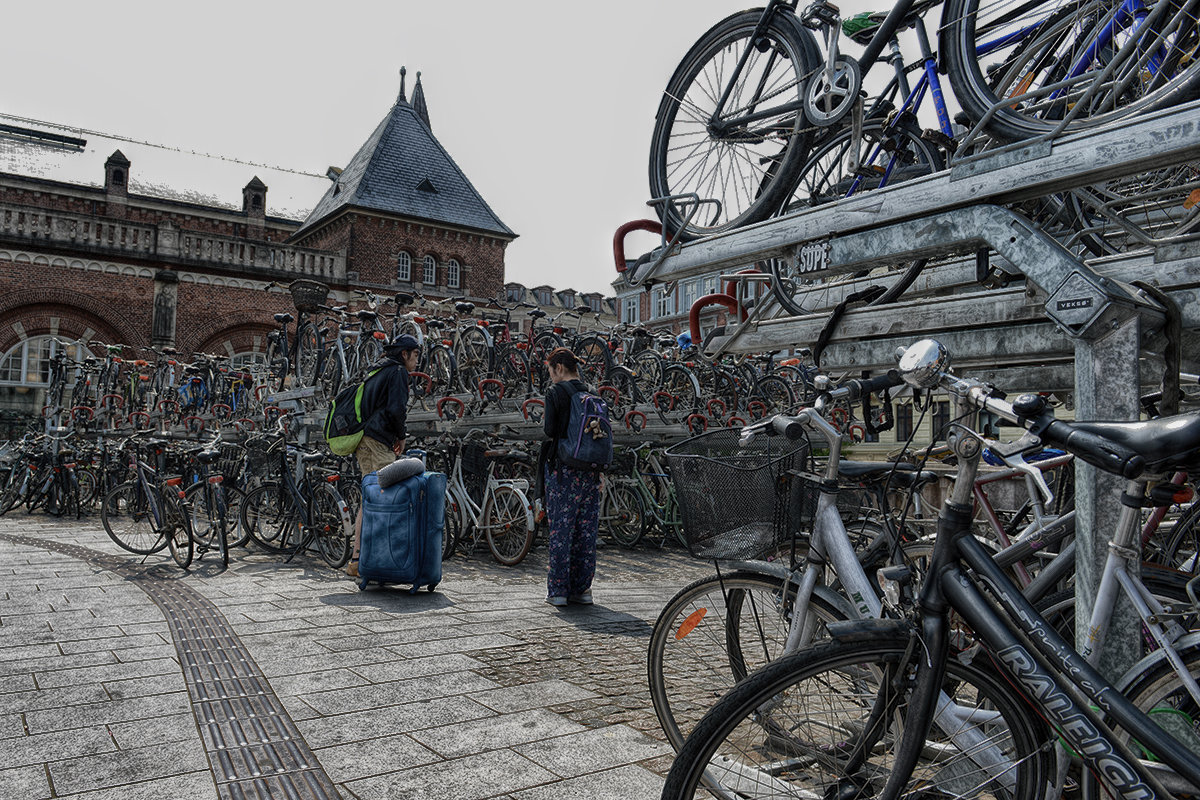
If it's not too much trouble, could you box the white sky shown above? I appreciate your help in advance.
[0,0,875,296]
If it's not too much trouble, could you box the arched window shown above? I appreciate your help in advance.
[423,255,437,285]
[397,251,412,282]
[0,335,84,388]
[229,352,267,371]
[447,259,461,289]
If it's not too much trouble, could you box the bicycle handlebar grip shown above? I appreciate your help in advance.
[771,416,805,440]
[843,370,903,402]
[1041,420,1145,479]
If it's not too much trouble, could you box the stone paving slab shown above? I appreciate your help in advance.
[0,516,713,799]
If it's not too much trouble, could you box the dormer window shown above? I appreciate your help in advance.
[112,169,125,186]
[417,178,437,193]
[251,195,262,210]
[538,290,553,305]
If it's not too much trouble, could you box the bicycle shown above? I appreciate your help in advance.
[100,433,195,569]
[182,433,249,568]
[662,338,1200,800]
[442,433,536,566]
[649,0,1200,243]
[239,429,353,569]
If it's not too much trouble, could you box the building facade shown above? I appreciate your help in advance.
[0,72,523,431]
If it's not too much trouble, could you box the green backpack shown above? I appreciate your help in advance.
[323,367,386,455]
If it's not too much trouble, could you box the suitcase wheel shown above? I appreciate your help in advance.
[358,579,369,591]
[427,582,438,592]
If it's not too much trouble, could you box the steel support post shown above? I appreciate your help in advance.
[1073,317,1145,680]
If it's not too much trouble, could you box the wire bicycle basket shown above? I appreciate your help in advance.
[288,279,330,313]
[665,428,810,560]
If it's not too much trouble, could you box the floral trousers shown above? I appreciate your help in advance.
[544,463,601,598]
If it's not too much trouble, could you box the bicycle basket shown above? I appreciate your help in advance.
[288,279,330,313]
[607,448,636,475]
[665,428,810,560]
[217,443,245,483]
[460,441,489,505]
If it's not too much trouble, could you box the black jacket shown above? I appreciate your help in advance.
[361,359,409,447]
[540,378,588,472]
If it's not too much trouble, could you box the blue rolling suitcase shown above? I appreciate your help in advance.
[358,471,446,593]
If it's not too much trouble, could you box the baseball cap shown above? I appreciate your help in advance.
[385,334,421,353]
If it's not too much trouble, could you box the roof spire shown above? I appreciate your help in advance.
[411,71,430,129]
[397,66,407,104]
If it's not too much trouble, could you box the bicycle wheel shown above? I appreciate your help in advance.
[572,335,612,387]
[294,323,321,387]
[770,122,941,317]
[648,571,849,751]
[75,467,99,511]
[320,350,343,398]
[629,349,665,399]
[755,373,795,413]
[663,632,1054,799]
[656,364,701,425]
[443,489,464,561]
[649,9,819,239]
[944,0,1200,143]
[454,327,491,393]
[602,481,644,548]
[531,331,563,393]
[102,481,168,554]
[241,482,301,553]
[0,466,23,515]
[483,484,534,566]
[184,483,250,554]
[426,345,456,396]
[1152,499,1200,571]
[1081,640,1200,800]
[163,491,193,569]
[312,483,352,568]
[495,344,531,401]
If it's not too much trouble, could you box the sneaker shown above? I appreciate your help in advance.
[546,596,568,607]
[568,592,593,605]
[344,560,359,578]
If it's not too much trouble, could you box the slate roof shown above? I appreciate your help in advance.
[0,115,328,222]
[292,91,515,241]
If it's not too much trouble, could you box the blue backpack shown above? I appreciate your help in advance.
[556,383,613,471]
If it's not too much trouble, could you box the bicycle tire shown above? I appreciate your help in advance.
[663,632,1054,799]
[1152,499,1200,571]
[426,344,456,397]
[769,122,941,317]
[628,349,665,400]
[484,484,534,566]
[572,335,612,387]
[944,0,1200,143]
[530,331,563,393]
[495,344,531,402]
[648,571,849,752]
[241,482,301,553]
[602,481,644,548]
[312,483,352,568]
[454,327,491,394]
[443,489,464,561]
[655,364,701,425]
[0,466,23,515]
[102,481,169,554]
[164,490,193,569]
[184,483,250,555]
[320,349,343,398]
[649,9,820,240]
[75,467,99,511]
[294,323,321,387]
[754,373,795,413]
[1081,638,1200,800]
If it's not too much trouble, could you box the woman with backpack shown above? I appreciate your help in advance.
[540,347,609,606]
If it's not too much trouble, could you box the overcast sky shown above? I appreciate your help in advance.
[4,0,820,296]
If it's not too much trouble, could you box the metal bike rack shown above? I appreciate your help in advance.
[624,99,1200,680]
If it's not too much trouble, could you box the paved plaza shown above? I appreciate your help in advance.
[0,516,713,800]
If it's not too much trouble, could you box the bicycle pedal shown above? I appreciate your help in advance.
[921,128,957,154]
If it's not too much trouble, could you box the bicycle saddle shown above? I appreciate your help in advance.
[1062,411,1200,474]
[395,293,415,306]
[194,449,221,464]
[455,302,476,314]
[298,451,325,464]
[161,346,178,355]
[527,309,547,320]
[484,449,529,463]
[356,310,378,322]
[273,313,294,324]
[426,319,446,329]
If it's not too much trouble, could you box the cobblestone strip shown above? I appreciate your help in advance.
[0,533,341,800]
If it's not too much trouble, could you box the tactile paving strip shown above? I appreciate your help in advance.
[2,533,341,800]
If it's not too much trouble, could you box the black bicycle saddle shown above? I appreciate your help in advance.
[1066,411,1200,474]
[273,313,294,324]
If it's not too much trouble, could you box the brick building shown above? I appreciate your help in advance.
[0,71,517,431]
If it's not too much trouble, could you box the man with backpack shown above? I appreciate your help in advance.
[540,347,611,606]
[344,333,420,578]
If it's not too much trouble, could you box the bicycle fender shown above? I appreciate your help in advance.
[1112,630,1200,694]
[725,560,857,619]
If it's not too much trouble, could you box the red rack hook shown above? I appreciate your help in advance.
[613,219,662,273]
